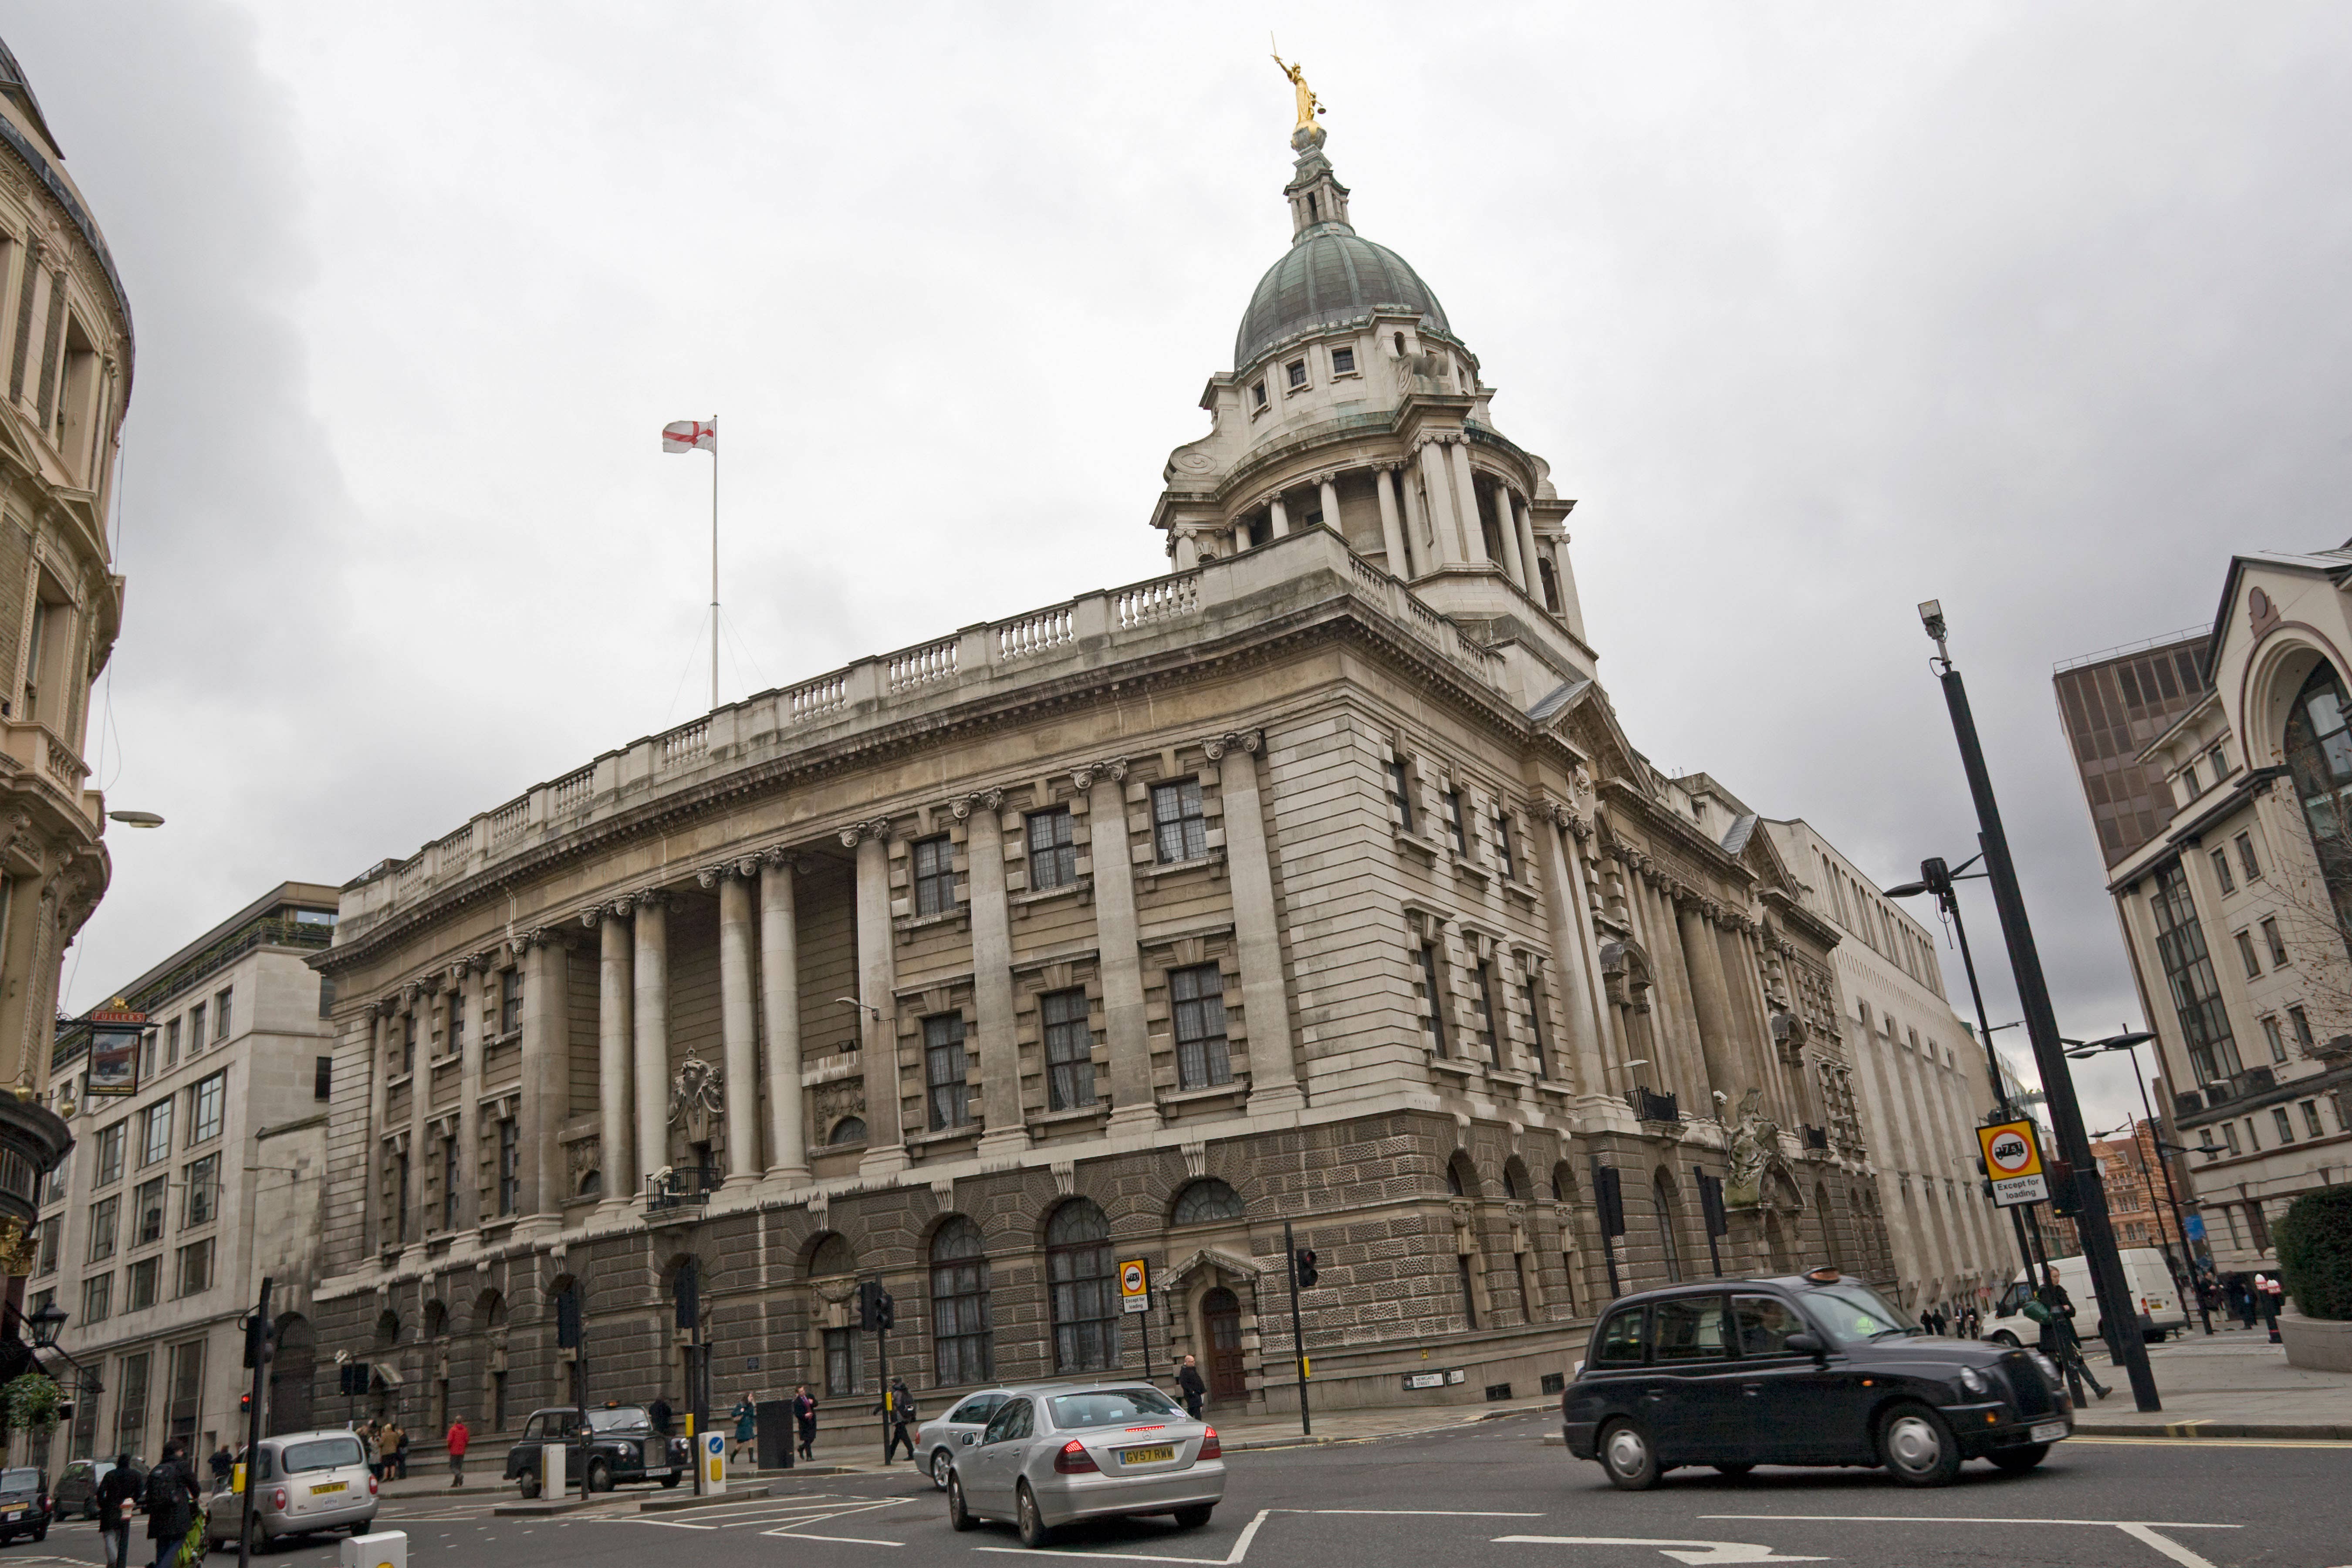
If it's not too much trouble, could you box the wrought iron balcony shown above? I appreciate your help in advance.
[644,1165,723,1216]
[1626,1086,1681,1124]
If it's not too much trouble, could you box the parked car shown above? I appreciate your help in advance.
[505,1406,690,1497]
[947,1382,1223,1548]
[52,1457,141,1523]
[204,1432,378,1554]
[0,1468,49,1545]
[1987,1248,2186,1345]
[916,1387,1027,1491]
[1560,1267,2074,1490]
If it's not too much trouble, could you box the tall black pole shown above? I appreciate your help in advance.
[1284,1220,1310,1438]
[237,1278,272,1568]
[1934,885,2043,1290]
[1923,605,2160,1412]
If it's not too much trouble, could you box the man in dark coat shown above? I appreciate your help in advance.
[96,1455,143,1568]
[872,1379,917,1463]
[792,1386,818,1460]
[1176,1355,1206,1419]
[142,1440,201,1568]
[648,1396,674,1436]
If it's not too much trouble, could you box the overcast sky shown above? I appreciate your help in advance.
[12,2,2352,1135]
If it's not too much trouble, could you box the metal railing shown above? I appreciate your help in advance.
[1626,1086,1681,1124]
[644,1165,724,1215]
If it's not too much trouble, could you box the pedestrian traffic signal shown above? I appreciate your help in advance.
[1293,1248,1319,1289]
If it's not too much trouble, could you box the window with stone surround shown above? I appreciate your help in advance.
[501,969,524,1034]
[87,1194,118,1263]
[2302,1099,2325,1139]
[1418,944,1449,1057]
[1250,380,1267,412]
[929,1217,993,1386]
[184,1153,219,1228]
[1047,1199,1119,1372]
[912,835,957,916]
[2263,1016,2287,1062]
[1285,358,1307,390]
[2236,831,2262,880]
[139,1102,172,1169]
[2211,847,2235,894]
[1493,811,1516,879]
[127,1256,158,1312]
[1473,959,1501,1062]
[1522,975,1551,1080]
[1389,758,1416,832]
[2235,930,2261,979]
[133,1176,165,1247]
[2291,1006,2316,1053]
[1151,779,1208,864]
[189,1071,225,1146]
[924,1014,971,1131]
[1042,988,1095,1111]
[1170,965,1232,1090]
[1027,807,1077,890]
[499,1120,519,1216]
[176,1237,213,1297]
[1331,345,1356,375]
[2263,918,2288,966]
[81,1271,110,1325]
[94,1122,123,1187]
[1443,790,1467,855]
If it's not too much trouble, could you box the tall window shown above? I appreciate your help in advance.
[176,1239,213,1297]
[402,1015,417,1075]
[2284,662,2352,942]
[1152,780,1208,864]
[1522,977,1551,1079]
[446,992,466,1059]
[115,1352,149,1458]
[187,1004,205,1053]
[315,1057,332,1101]
[163,1018,180,1068]
[133,1177,166,1246]
[88,1195,118,1262]
[912,836,957,916]
[2290,1006,2317,1053]
[189,1072,225,1145]
[2235,931,2261,979]
[924,1014,971,1131]
[824,1328,861,1397]
[500,970,524,1034]
[214,988,233,1041]
[1473,960,1501,1061]
[1443,790,1467,855]
[498,1120,519,1217]
[127,1257,159,1311]
[1027,808,1077,890]
[81,1272,111,1324]
[2211,848,2236,894]
[1653,1170,1684,1285]
[1046,1200,1118,1372]
[1419,945,1448,1056]
[1456,1254,1479,1328]
[183,1154,219,1228]
[395,1153,410,1245]
[1042,988,1095,1110]
[1388,760,1415,831]
[2236,831,2262,881]
[94,1123,124,1187]
[2264,918,2288,966]
[2149,862,2240,1085]
[140,1102,172,1167]
[929,1217,994,1386]
[1492,814,1515,879]
[442,1137,460,1230]
[2263,1016,2288,1063]
[1170,965,1231,1089]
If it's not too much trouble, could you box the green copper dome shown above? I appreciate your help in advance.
[1234,226,1450,371]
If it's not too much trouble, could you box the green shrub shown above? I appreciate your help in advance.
[2274,1183,2352,1321]
[0,1372,60,1436]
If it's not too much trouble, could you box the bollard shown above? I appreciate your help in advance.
[541,1440,565,1500]
[701,1431,726,1495]
[342,1531,406,1568]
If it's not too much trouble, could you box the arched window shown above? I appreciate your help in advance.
[828,1117,868,1147]
[1652,1170,1683,1285]
[1171,1179,1246,1225]
[809,1233,854,1279]
[1047,1199,1118,1372]
[423,1301,448,1339]
[2285,662,2352,941]
[1446,1153,1478,1197]
[1503,1159,1529,1201]
[578,1168,601,1197]
[373,1311,400,1348]
[930,1218,993,1386]
[1551,1162,1576,1204]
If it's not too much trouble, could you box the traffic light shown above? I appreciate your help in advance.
[2049,1160,2084,1218]
[675,1260,700,1331]
[239,1393,251,1416]
[876,1289,895,1332]
[1293,1248,1319,1289]
[857,1280,880,1332]
[54,1397,73,1425]
[555,1286,583,1349]
[243,1311,275,1369]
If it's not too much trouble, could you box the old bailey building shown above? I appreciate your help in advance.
[309,101,1897,1433]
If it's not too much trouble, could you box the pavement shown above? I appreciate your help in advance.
[2059,1321,2352,1439]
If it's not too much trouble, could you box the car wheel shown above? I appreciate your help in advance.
[1711,1463,1755,1477]
[1015,1484,1053,1549]
[947,1473,977,1532]
[82,1503,97,1522]
[659,1473,681,1489]
[929,1450,953,1492]
[1172,1505,1213,1530]
[1598,1419,1660,1491]
[518,1470,541,1500]
[28,1526,43,1544]
[247,1517,270,1557]
[1878,1402,1962,1487]
[585,1459,612,1494]
[1989,1442,2051,1473]
[1990,1330,2019,1347]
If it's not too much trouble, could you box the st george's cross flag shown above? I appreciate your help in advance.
[662,419,716,453]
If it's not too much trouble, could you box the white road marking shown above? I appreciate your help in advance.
[757,1529,903,1545]
[1496,1538,1825,1565]
[975,1507,1545,1564]
[1700,1514,2238,1568]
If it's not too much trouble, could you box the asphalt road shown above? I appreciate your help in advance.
[13,1416,2350,1568]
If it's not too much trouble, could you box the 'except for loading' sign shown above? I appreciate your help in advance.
[1977,1118,2050,1208]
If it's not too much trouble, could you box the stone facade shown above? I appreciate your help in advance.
[309,116,1893,1441]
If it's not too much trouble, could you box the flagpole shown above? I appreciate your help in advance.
[710,415,720,713]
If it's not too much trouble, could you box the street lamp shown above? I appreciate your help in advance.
[2065,1032,2212,1335]
[105,810,164,828]
[1913,597,2161,1411]
[25,1301,65,1349]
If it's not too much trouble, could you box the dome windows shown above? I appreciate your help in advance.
[1250,380,1268,415]
[1286,358,1308,391]
[1331,345,1356,377]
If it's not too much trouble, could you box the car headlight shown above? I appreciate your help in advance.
[2031,1352,2061,1383]
[1956,1366,1990,1397]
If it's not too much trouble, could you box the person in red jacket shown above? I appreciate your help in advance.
[445,1417,470,1488]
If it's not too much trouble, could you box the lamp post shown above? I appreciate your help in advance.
[2064,1033,2212,1335]
[1913,598,2160,1411]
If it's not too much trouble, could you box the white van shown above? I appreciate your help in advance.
[1986,1247,2188,1345]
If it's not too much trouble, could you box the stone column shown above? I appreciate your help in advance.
[1514,503,1542,600]
[1083,761,1156,1131]
[1232,522,1249,556]
[1208,731,1303,1115]
[592,905,634,1213]
[713,864,761,1187]
[1551,538,1587,639]
[1374,466,1411,578]
[518,930,565,1221]
[363,1006,390,1254]
[454,961,483,1231]
[405,986,430,1247]
[1493,484,1527,588]
[757,851,809,1183]
[632,891,671,1185]
[1676,899,1743,1106]
[1400,461,1433,570]
[1416,441,1461,565]
[1268,496,1290,538]
[1173,533,1200,571]
[1317,475,1341,536]
[1538,808,1607,1098]
[960,791,1027,1156]
[846,823,906,1172]
[1447,440,1490,565]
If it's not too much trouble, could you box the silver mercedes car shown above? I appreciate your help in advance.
[946,1382,1223,1548]
[204,1430,378,1552]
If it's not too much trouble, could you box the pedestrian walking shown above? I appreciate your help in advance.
[730,1396,758,1467]
[388,1421,409,1480]
[97,1454,142,1568]
[445,1415,470,1488]
[141,1440,201,1568]
[206,1444,232,1493]
[793,1386,818,1461]
[873,1378,917,1463]
[648,1396,674,1437]
[1176,1355,1206,1419]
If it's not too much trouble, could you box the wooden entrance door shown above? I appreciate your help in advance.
[1203,1288,1247,1402]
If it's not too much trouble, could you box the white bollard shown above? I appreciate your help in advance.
[342,1531,407,1568]
[701,1430,726,1495]
[541,1440,566,1499]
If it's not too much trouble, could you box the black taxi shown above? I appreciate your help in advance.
[1561,1267,2072,1489]
[505,1404,690,1496]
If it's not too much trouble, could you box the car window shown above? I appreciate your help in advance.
[1652,1296,1730,1363]
[522,1416,544,1441]
[1731,1294,1806,1356]
[1047,1388,1183,1429]
[1593,1306,1648,1367]
[953,1394,1004,1426]
[587,1407,648,1433]
[1,1469,35,1490]
[1803,1280,1913,1345]
[281,1438,365,1474]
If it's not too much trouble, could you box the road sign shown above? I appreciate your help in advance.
[1977,1118,2050,1207]
[1119,1258,1150,1314]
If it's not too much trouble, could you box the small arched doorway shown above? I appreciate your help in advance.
[1201,1288,1246,1403]
[269,1314,318,1436]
